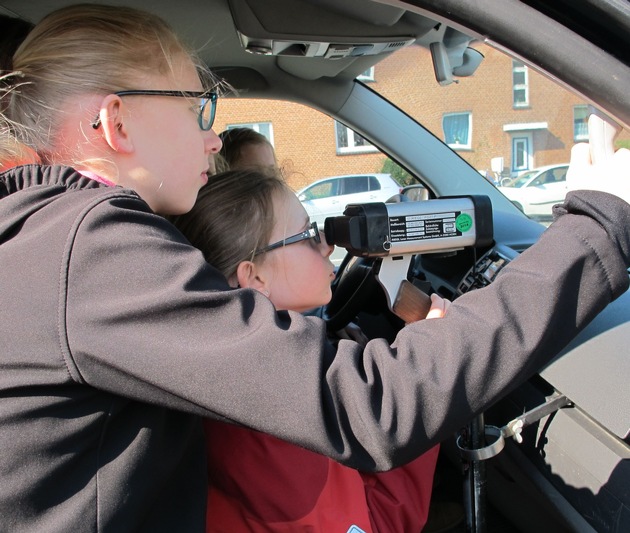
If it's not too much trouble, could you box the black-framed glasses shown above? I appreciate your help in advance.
[91,90,218,130]
[254,222,321,256]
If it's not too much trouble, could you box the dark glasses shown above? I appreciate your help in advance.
[254,222,321,256]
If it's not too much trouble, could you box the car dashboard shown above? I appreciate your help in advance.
[342,202,630,532]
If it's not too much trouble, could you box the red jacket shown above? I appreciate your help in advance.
[205,419,439,532]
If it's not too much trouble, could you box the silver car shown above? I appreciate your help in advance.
[297,173,402,227]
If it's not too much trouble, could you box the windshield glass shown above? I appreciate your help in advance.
[368,41,629,219]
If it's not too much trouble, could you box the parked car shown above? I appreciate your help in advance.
[498,164,569,221]
[4,1,630,532]
[297,174,401,263]
[297,173,402,224]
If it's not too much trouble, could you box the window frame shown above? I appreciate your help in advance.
[442,112,472,150]
[512,60,529,108]
[573,105,589,142]
[356,67,375,82]
[334,121,379,154]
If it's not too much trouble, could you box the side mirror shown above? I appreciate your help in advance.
[401,184,430,201]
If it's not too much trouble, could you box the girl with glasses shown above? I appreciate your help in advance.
[4,4,222,214]
[171,167,450,532]
[1,4,630,532]
[172,169,343,313]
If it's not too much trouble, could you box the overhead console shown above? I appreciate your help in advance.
[228,0,484,84]
[227,0,426,58]
[239,36,416,59]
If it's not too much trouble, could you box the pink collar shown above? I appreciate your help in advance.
[78,170,117,187]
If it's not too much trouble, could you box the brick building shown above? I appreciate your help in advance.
[214,43,628,191]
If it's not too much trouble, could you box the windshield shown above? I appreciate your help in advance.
[368,41,629,219]
[372,44,579,179]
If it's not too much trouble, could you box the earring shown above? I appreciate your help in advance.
[262,289,270,297]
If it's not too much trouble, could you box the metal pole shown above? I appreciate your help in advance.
[463,413,487,533]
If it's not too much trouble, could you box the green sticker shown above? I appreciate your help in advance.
[456,213,473,232]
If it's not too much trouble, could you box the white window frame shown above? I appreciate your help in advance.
[356,67,375,82]
[225,122,274,146]
[442,112,472,150]
[511,133,533,173]
[512,60,529,108]
[334,121,378,154]
[573,105,589,142]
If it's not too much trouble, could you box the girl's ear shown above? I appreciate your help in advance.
[235,261,270,296]
[98,94,134,154]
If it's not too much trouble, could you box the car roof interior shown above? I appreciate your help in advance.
[1,0,629,128]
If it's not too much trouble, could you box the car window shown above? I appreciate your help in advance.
[304,180,336,200]
[508,174,532,187]
[368,175,381,191]
[530,175,545,187]
[212,100,407,197]
[553,168,568,182]
[342,176,369,195]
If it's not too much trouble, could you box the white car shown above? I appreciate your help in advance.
[297,174,401,263]
[297,173,402,226]
[498,164,569,221]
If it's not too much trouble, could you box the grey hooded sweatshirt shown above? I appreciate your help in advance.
[1,164,629,531]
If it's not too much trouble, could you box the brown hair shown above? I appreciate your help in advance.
[1,4,214,165]
[170,169,289,279]
[218,127,276,169]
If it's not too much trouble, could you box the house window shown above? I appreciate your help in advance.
[442,112,472,149]
[512,135,532,172]
[356,67,375,82]
[225,122,274,145]
[573,105,589,141]
[335,122,378,154]
[512,61,529,108]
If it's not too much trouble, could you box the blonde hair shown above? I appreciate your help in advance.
[1,3,214,165]
[170,169,289,280]
[0,118,40,171]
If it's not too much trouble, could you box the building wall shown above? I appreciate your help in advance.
[213,43,629,191]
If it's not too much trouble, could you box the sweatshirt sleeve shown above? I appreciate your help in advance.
[62,189,630,471]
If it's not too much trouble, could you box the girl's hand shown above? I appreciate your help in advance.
[566,113,630,203]
[337,293,451,345]
[425,293,451,320]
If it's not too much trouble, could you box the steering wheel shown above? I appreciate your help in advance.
[323,253,379,332]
